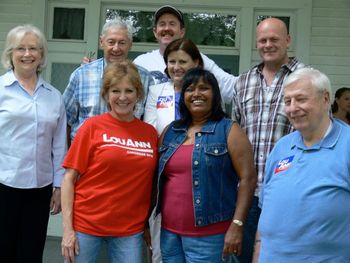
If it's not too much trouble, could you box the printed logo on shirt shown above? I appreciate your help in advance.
[157,96,173,109]
[101,134,154,158]
[274,155,294,174]
[151,71,169,84]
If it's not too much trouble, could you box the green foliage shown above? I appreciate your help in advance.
[106,9,156,42]
[106,9,236,47]
[184,13,236,47]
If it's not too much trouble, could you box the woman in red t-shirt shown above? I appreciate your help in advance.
[61,61,158,263]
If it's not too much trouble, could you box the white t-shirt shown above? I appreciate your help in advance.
[134,49,237,103]
[134,49,169,85]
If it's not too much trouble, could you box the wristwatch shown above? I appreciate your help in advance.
[232,219,244,227]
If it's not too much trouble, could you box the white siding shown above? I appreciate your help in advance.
[310,0,350,92]
[0,0,45,75]
[0,1,30,71]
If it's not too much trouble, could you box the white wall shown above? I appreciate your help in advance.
[310,0,350,92]
[0,0,33,74]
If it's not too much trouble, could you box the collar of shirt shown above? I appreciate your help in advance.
[292,119,340,150]
[3,70,52,93]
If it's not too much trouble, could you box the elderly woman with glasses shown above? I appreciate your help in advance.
[0,24,67,262]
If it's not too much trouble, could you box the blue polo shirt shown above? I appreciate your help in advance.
[259,119,350,262]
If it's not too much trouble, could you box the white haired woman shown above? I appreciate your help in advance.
[0,24,67,262]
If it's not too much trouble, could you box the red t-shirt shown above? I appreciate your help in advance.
[161,144,230,236]
[63,113,158,236]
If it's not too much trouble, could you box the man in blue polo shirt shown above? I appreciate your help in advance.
[254,68,350,262]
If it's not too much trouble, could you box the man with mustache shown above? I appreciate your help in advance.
[134,5,236,105]
[230,17,305,263]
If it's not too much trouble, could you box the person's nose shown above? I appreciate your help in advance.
[193,88,201,97]
[287,99,298,113]
[265,40,273,48]
[112,43,120,51]
[23,48,31,55]
[119,91,127,100]
[174,62,180,70]
[164,23,170,31]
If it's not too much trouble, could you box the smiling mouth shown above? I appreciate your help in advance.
[117,103,129,106]
[264,51,276,55]
[192,100,205,105]
[21,59,35,63]
[174,72,184,77]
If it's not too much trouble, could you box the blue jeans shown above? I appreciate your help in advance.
[160,228,228,263]
[231,196,261,263]
[71,231,143,263]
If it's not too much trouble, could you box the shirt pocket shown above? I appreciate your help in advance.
[204,144,228,168]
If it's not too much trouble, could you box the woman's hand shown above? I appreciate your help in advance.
[50,187,61,215]
[61,229,79,263]
[222,222,243,260]
[61,168,80,262]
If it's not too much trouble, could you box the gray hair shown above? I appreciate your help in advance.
[1,24,48,72]
[283,68,332,111]
[100,17,135,41]
[284,67,332,95]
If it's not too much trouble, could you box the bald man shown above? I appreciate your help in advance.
[230,18,305,262]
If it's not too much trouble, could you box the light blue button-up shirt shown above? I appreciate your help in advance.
[0,70,67,188]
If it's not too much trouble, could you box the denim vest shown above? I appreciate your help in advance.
[156,118,239,227]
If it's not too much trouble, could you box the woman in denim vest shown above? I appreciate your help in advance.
[156,68,257,262]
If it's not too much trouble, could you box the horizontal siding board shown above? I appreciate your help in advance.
[0,22,29,33]
[312,7,350,17]
[0,3,31,15]
[310,56,350,66]
[310,64,350,75]
[310,46,350,56]
[313,0,350,8]
[0,13,31,23]
[311,37,350,47]
[312,17,350,27]
[312,27,350,37]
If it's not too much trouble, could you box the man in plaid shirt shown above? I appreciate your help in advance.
[231,17,305,263]
[63,18,153,143]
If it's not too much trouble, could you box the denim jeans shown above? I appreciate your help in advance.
[231,196,261,263]
[71,231,143,263]
[160,228,228,263]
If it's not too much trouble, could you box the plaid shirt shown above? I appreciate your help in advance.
[231,57,305,195]
[63,58,153,139]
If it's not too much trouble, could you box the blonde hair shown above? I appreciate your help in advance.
[1,24,48,72]
[101,60,144,110]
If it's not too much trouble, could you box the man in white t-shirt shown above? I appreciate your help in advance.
[133,5,185,84]
[134,5,236,103]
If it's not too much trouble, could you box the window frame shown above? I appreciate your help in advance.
[47,1,88,42]
[100,3,240,55]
